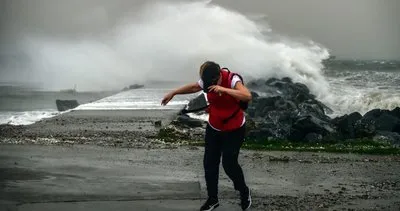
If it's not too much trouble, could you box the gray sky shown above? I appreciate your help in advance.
[0,0,399,91]
[1,0,399,60]
[214,0,400,60]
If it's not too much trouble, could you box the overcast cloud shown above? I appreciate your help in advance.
[0,0,398,90]
[1,0,398,59]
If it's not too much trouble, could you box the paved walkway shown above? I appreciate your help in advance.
[1,144,400,211]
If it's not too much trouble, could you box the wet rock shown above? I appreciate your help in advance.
[304,133,323,143]
[354,118,376,138]
[364,109,399,131]
[176,77,337,142]
[390,107,400,119]
[175,75,400,146]
[290,115,335,141]
[56,99,79,112]
[154,120,162,127]
[243,77,336,142]
[344,108,400,139]
[179,93,208,114]
[331,112,362,139]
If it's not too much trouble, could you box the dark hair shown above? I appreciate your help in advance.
[200,61,221,93]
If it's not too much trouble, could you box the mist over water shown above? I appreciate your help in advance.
[3,0,398,125]
[3,1,330,95]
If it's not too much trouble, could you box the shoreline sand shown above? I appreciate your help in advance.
[0,109,181,147]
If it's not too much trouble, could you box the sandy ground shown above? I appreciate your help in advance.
[1,110,400,210]
[0,109,180,148]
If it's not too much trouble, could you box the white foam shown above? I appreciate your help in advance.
[333,91,399,116]
[326,71,400,116]
[10,1,398,117]
[0,110,59,125]
[18,1,329,96]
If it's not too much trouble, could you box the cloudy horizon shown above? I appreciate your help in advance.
[0,0,399,91]
[1,0,399,60]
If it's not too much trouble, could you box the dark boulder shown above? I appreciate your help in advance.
[56,99,79,112]
[303,133,323,143]
[331,112,362,139]
[393,121,400,134]
[390,107,400,119]
[296,101,328,121]
[332,107,400,140]
[245,77,335,142]
[247,128,274,140]
[357,108,400,134]
[154,120,162,127]
[374,113,399,132]
[289,114,335,141]
[363,109,388,119]
[354,118,376,138]
[179,93,208,115]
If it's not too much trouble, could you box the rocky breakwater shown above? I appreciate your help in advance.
[160,77,400,147]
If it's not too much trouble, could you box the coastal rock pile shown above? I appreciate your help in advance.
[244,77,334,142]
[334,108,400,146]
[167,77,400,146]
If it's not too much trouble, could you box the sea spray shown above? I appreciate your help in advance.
[20,1,400,118]
[20,1,330,96]
[1,1,399,125]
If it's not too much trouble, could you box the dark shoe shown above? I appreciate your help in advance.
[240,187,251,210]
[200,197,219,211]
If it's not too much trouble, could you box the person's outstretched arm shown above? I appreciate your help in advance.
[161,82,202,106]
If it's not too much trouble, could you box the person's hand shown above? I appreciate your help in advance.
[161,92,175,106]
[208,85,227,95]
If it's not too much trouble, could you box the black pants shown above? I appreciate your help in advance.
[203,123,248,199]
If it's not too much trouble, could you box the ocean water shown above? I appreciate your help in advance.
[323,60,400,116]
[0,84,117,125]
[1,60,399,125]
[0,1,399,125]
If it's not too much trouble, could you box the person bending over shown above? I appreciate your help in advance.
[161,61,252,211]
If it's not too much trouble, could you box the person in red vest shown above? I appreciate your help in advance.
[161,61,252,211]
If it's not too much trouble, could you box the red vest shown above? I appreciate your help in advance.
[207,69,244,131]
